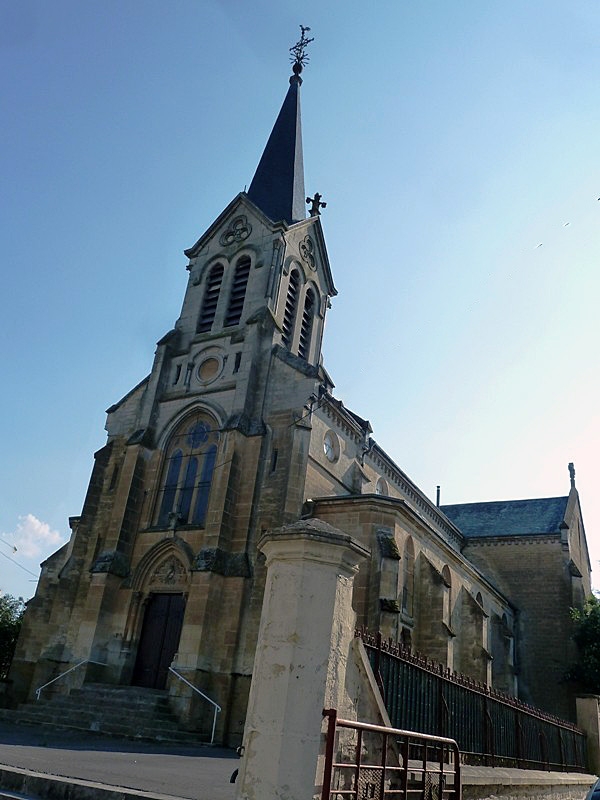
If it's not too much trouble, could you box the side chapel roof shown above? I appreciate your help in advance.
[440,496,569,539]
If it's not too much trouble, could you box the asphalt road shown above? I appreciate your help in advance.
[0,722,238,800]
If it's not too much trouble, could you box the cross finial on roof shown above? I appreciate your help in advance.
[568,462,576,489]
[306,192,326,216]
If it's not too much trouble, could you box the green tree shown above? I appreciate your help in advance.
[568,595,600,693]
[0,594,25,680]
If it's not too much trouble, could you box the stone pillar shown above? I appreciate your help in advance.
[576,694,600,774]
[235,518,369,800]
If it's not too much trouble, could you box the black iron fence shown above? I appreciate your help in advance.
[358,630,587,772]
[321,708,461,800]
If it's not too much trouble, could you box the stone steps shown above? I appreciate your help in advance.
[0,683,203,744]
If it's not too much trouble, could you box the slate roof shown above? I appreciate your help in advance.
[440,496,569,539]
[247,74,306,225]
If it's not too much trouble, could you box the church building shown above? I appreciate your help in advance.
[8,36,592,745]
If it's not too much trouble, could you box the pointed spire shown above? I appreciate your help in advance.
[247,29,313,225]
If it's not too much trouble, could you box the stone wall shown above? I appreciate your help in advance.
[311,495,515,690]
[463,535,579,720]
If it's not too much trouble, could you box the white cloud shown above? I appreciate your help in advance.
[4,514,65,559]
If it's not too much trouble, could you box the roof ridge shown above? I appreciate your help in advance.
[440,495,568,508]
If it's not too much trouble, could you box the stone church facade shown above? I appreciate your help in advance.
[9,55,591,744]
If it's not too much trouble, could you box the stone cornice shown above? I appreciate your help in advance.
[462,533,562,547]
[366,442,464,550]
[319,397,368,447]
[316,396,464,549]
[310,495,512,609]
[272,343,321,377]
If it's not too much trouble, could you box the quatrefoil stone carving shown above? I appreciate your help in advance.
[219,215,252,246]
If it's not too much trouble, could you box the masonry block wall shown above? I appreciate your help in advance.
[311,496,514,691]
[464,534,581,720]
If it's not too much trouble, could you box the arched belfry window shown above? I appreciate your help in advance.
[282,269,300,348]
[156,412,219,528]
[298,287,315,360]
[197,264,224,333]
[224,255,251,327]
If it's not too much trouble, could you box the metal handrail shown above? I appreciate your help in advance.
[35,659,107,701]
[321,708,461,800]
[168,666,221,744]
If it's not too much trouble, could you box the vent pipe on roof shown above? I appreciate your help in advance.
[436,485,441,507]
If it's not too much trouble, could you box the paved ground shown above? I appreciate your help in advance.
[0,721,596,800]
[0,722,238,799]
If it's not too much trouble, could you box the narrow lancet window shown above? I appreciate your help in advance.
[282,269,300,348]
[298,288,315,360]
[402,537,415,616]
[193,444,217,525]
[178,457,198,523]
[224,256,251,327]
[197,264,224,333]
[442,565,452,627]
[158,450,183,526]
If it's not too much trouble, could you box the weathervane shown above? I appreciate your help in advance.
[289,25,314,76]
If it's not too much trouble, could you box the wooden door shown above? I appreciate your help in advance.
[132,593,185,689]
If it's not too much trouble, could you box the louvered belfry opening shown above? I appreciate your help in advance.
[197,264,224,333]
[224,256,251,327]
[298,287,315,360]
[282,269,300,347]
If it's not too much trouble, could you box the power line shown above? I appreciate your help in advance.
[0,549,39,579]
[0,539,17,555]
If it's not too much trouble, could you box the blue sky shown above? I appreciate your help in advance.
[1,1,599,598]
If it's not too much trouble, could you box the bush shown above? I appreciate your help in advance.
[567,595,600,693]
[0,595,25,680]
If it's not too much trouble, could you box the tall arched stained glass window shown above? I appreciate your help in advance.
[197,264,224,333]
[156,412,219,528]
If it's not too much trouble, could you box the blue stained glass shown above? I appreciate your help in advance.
[187,422,210,449]
[178,457,198,523]
[158,450,182,526]
[192,445,217,526]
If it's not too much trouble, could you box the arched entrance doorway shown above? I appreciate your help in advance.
[132,592,186,689]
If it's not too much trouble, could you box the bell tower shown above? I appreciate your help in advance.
[172,25,335,392]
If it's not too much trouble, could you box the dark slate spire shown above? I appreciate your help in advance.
[248,26,315,225]
[247,71,305,225]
